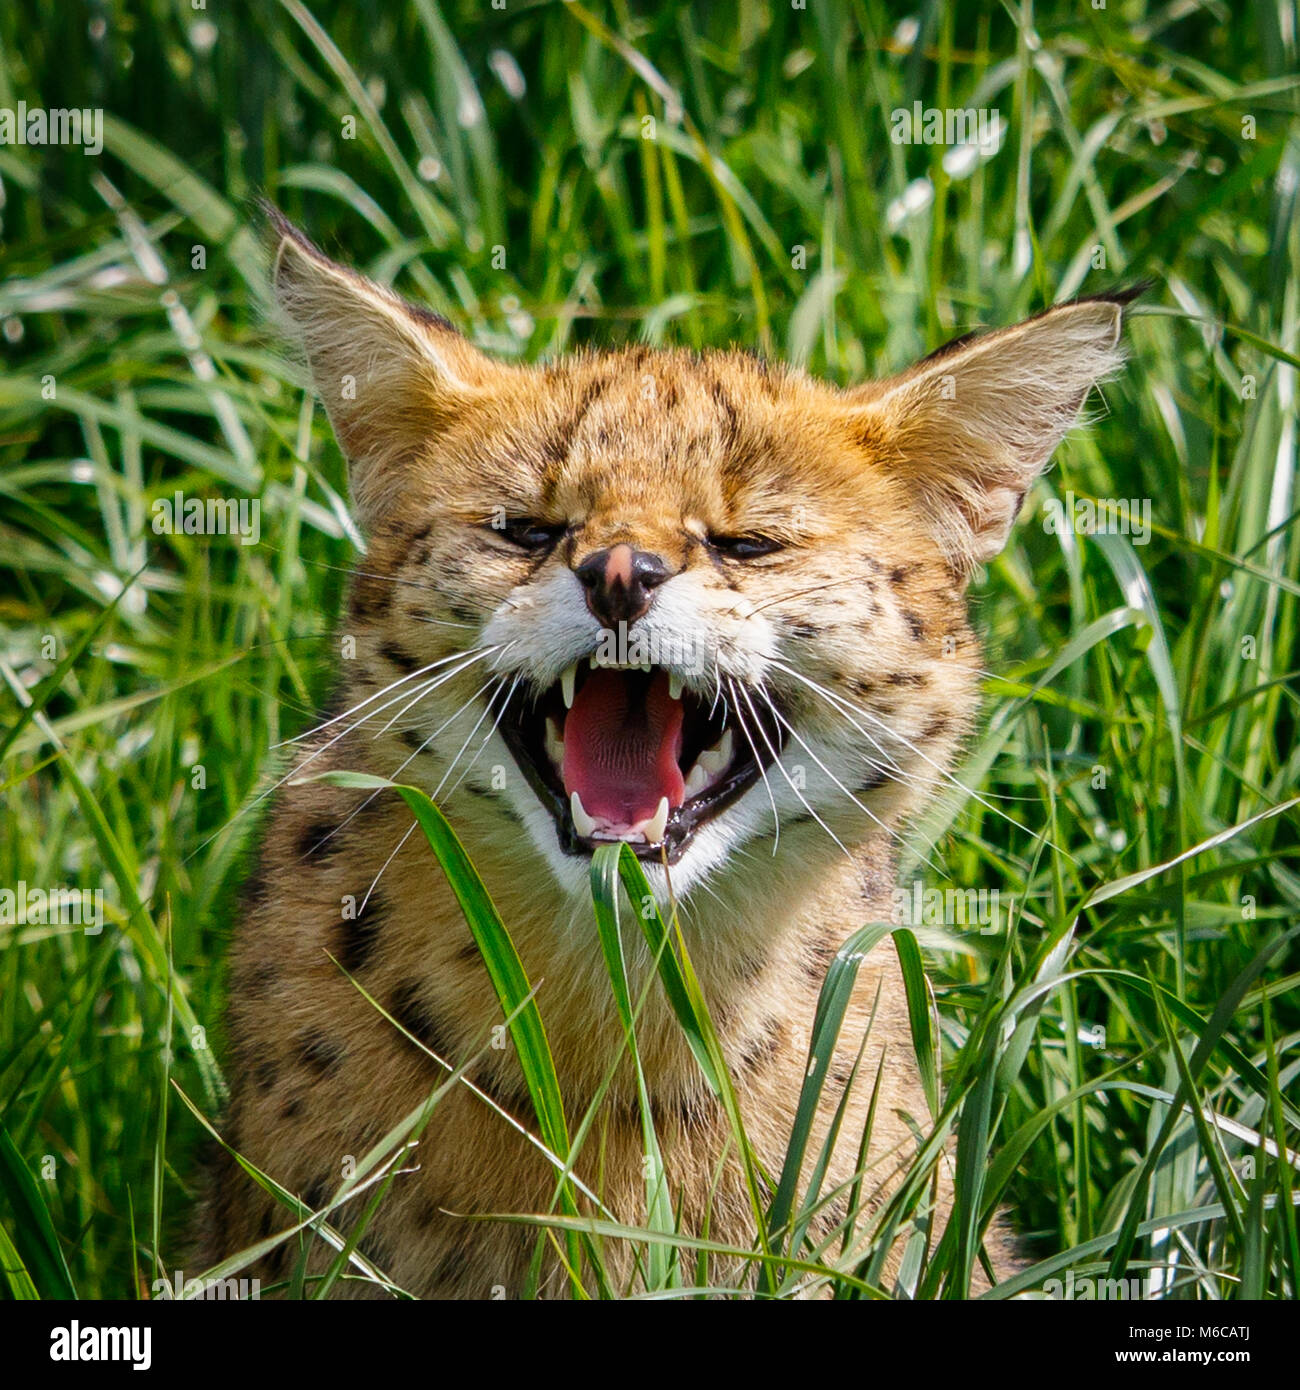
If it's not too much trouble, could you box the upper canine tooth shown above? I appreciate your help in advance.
[570,790,597,838]
[698,728,733,776]
[560,663,577,709]
[668,672,684,701]
[644,795,669,844]
[683,762,709,799]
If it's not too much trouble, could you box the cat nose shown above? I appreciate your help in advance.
[575,543,672,627]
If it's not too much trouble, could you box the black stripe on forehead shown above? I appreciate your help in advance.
[538,376,610,501]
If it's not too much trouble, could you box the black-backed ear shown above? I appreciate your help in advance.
[264,205,506,527]
[845,291,1140,577]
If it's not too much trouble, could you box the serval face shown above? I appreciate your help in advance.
[271,211,1129,903]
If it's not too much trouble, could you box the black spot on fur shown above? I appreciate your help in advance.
[648,1083,720,1130]
[349,575,392,621]
[734,951,768,984]
[804,937,837,982]
[851,678,877,698]
[711,378,740,449]
[787,621,821,640]
[280,1095,304,1120]
[887,671,926,687]
[431,1240,471,1289]
[889,564,916,586]
[741,1016,785,1073]
[295,820,340,861]
[298,1031,346,1077]
[480,1068,534,1118]
[336,892,387,973]
[253,1058,278,1093]
[237,961,279,998]
[389,980,457,1061]
[903,611,925,641]
[380,642,420,674]
[401,729,428,752]
[540,378,606,466]
[921,714,950,741]
[447,603,479,625]
[303,1178,329,1212]
[916,329,979,367]
[405,302,457,335]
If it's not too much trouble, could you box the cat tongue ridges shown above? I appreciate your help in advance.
[561,669,685,831]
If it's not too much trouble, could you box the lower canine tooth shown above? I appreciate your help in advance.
[560,663,577,709]
[644,795,669,844]
[570,790,597,838]
[683,763,709,799]
[698,728,733,776]
[545,717,565,767]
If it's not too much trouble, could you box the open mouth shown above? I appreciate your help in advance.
[496,660,785,863]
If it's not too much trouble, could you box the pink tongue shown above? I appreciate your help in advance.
[562,669,685,826]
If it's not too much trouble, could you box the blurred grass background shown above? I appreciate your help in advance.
[0,0,1297,1298]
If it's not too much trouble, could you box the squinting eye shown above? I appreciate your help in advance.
[493,518,567,551]
[708,533,784,559]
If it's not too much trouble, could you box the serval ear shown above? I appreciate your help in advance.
[264,204,506,528]
[845,291,1140,577]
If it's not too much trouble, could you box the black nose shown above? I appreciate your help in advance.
[575,544,671,627]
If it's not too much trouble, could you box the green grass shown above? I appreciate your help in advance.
[1,0,1297,1299]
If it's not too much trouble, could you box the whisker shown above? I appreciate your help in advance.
[277,645,500,749]
[358,679,504,913]
[734,681,850,858]
[256,541,471,607]
[430,679,510,802]
[442,675,521,803]
[756,685,942,874]
[726,676,781,855]
[359,821,418,916]
[296,674,505,862]
[371,646,500,739]
[725,575,866,620]
[769,658,1067,855]
[183,655,501,864]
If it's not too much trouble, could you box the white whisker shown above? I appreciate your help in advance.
[726,676,781,855]
[734,680,850,858]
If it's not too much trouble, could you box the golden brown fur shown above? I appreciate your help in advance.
[195,213,1130,1297]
